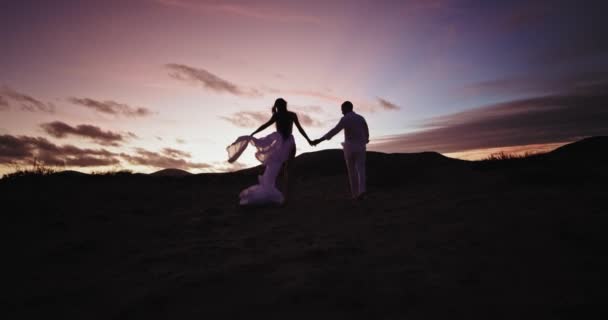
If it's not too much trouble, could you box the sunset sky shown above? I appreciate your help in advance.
[2,0,608,174]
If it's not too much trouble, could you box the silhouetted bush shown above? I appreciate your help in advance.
[90,169,134,176]
[1,159,56,181]
[483,151,540,161]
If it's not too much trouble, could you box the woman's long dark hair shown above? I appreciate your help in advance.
[272,98,287,114]
[272,98,291,138]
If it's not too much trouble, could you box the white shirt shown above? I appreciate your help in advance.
[322,111,369,147]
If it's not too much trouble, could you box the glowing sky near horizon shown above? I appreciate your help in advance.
[1,0,608,173]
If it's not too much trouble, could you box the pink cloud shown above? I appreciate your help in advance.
[166,63,261,97]
[40,121,135,146]
[0,86,55,113]
[69,97,153,118]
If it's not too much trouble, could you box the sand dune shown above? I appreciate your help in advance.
[3,137,607,319]
[150,168,193,177]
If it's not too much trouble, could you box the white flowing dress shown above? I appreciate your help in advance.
[227,131,295,205]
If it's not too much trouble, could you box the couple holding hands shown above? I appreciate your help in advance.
[227,98,369,206]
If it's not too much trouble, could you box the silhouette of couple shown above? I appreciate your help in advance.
[227,98,369,206]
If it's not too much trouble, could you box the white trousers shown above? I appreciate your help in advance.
[343,144,366,198]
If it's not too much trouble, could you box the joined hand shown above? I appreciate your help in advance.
[310,138,323,146]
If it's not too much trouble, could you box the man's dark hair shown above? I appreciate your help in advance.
[341,101,353,112]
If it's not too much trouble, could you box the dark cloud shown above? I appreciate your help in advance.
[162,147,191,158]
[463,71,608,97]
[377,97,400,110]
[1,134,209,170]
[370,84,608,154]
[0,86,55,113]
[69,97,153,117]
[63,156,119,167]
[40,121,134,146]
[166,63,260,97]
[121,148,210,170]
[0,135,120,167]
[220,109,324,128]
[464,76,553,97]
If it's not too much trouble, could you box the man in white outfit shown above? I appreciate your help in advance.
[312,101,369,199]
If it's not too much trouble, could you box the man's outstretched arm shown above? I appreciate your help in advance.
[317,118,344,144]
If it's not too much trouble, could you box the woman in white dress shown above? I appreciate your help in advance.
[227,98,313,206]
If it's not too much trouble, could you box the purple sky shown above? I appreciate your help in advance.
[2,0,608,173]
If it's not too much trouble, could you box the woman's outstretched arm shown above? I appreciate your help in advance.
[250,114,276,136]
[293,113,312,144]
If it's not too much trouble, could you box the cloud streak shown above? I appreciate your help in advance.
[162,147,191,158]
[121,148,210,170]
[377,97,401,111]
[370,83,608,154]
[297,113,324,127]
[69,97,153,117]
[40,121,135,146]
[154,0,322,25]
[274,90,401,113]
[463,71,608,97]
[220,111,269,128]
[220,109,324,128]
[166,63,260,97]
[0,86,55,113]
